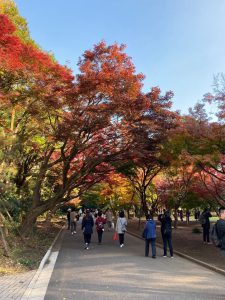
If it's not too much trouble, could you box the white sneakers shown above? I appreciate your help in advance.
[120,244,124,248]
[71,231,76,235]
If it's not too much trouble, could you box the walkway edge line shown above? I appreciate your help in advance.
[21,224,65,300]
[127,230,225,277]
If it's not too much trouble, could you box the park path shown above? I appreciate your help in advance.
[43,226,225,300]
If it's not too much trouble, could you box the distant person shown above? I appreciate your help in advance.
[159,211,173,258]
[70,208,77,234]
[82,209,94,250]
[66,208,71,230]
[94,209,98,218]
[95,211,106,244]
[179,209,184,222]
[143,214,156,258]
[186,209,190,224]
[200,208,212,244]
[216,207,225,258]
[116,210,127,248]
[194,209,199,220]
[106,209,113,230]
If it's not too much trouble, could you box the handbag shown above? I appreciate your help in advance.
[113,232,118,241]
[142,228,147,238]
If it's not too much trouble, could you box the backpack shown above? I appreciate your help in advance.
[163,222,171,235]
[199,213,206,225]
[211,223,222,248]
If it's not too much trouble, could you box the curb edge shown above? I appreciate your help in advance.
[21,223,65,299]
[127,230,225,277]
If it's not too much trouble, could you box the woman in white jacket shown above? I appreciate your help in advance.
[116,210,127,247]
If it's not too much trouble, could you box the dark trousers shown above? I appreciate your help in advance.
[119,233,125,245]
[203,226,210,242]
[83,233,92,244]
[162,233,173,256]
[145,238,156,257]
[97,230,103,243]
[67,219,70,229]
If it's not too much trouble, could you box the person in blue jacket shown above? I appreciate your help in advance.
[143,214,156,258]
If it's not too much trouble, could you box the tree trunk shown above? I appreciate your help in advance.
[173,208,178,229]
[20,201,53,236]
[141,194,148,216]
[0,226,10,257]
[0,214,10,257]
[20,211,38,237]
[44,206,58,227]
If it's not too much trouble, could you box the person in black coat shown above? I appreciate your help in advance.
[159,210,173,258]
[202,208,212,244]
[216,207,225,257]
[66,208,71,229]
[82,209,94,249]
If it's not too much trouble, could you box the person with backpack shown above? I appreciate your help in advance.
[159,210,173,258]
[82,209,94,250]
[116,210,127,247]
[200,208,212,244]
[143,214,156,258]
[95,211,106,244]
[214,207,225,257]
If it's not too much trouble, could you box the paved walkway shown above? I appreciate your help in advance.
[44,228,225,300]
[0,270,36,300]
[1,227,225,300]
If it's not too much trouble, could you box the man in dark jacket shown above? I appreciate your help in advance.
[217,207,225,258]
[82,209,94,249]
[159,211,173,258]
[201,208,212,244]
[143,214,156,258]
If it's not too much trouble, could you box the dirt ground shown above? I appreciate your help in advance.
[127,218,225,272]
[0,218,64,276]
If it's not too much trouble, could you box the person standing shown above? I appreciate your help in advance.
[106,209,113,230]
[201,208,212,244]
[159,211,174,258]
[143,214,156,258]
[186,209,190,224]
[95,211,106,244]
[70,208,77,234]
[116,210,127,247]
[82,209,94,250]
[66,208,71,230]
[216,207,225,258]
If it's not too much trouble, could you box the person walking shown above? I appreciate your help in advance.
[201,208,212,244]
[159,210,174,258]
[143,214,156,258]
[70,208,77,234]
[95,211,106,244]
[216,207,225,258]
[82,209,94,250]
[66,208,71,230]
[106,209,113,231]
[116,210,127,247]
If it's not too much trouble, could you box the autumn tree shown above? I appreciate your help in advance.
[115,87,177,215]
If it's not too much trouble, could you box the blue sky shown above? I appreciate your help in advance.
[14,0,225,114]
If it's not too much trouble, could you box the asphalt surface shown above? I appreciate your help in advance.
[44,226,225,300]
